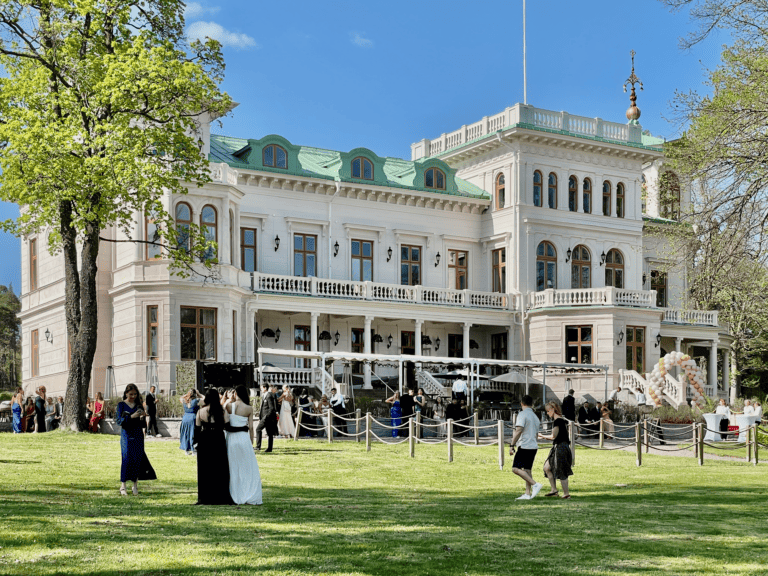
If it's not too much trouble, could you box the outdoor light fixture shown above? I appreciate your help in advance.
[274,235,280,251]
[642,273,647,285]
[616,329,624,346]
[566,377,572,387]
[387,334,394,348]
[274,328,281,343]
[435,252,441,267]
[333,241,340,257]
[261,328,275,339]
[387,247,393,262]
[318,330,332,342]
[565,247,572,263]
[334,330,341,346]
[600,251,607,266]
[45,328,52,343]
[655,333,662,348]
[435,337,441,351]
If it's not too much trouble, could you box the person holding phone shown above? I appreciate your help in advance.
[116,384,156,496]
[179,389,201,455]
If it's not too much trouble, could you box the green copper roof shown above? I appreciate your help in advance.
[209,134,489,200]
[641,133,666,147]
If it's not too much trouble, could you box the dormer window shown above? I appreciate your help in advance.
[263,144,287,169]
[425,167,446,190]
[352,157,373,180]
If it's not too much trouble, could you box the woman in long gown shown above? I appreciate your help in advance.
[89,392,105,433]
[194,389,234,505]
[277,385,296,438]
[386,392,402,438]
[11,387,23,433]
[24,397,36,432]
[116,384,157,496]
[223,386,262,505]
[179,389,200,455]
[297,389,313,437]
[34,386,47,432]
[45,397,56,431]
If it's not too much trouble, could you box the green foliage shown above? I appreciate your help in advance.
[0,285,20,389]
[651,404,702,424]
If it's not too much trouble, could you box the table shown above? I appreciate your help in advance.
[703,413,727,441]
[735,415,761,442]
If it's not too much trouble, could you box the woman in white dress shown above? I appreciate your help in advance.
[223,386,262,505]
[277,385,296,438]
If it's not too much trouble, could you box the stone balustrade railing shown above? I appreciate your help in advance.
[251,272,518,311]
[662,308,719,327]
[261,369,313,387]
[528,287,656,309]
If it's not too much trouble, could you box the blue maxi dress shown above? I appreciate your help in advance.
[12,402,22,433]
[179,398,199,452]
[390,400,402,438]
[116,402,157,483]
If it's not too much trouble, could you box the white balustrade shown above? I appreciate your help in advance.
[368,282,418,303]
[422,287,465,306]
[662,308,718,327]
[663,373,684,409]
[619,369,646,394]
[416,370,446,397]
[262,369,312,387]
[527,287,654,310]
[315,278,365,299]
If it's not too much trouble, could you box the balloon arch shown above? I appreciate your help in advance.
[646,351,707,409]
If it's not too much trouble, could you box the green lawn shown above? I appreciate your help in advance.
[1,433,767,576]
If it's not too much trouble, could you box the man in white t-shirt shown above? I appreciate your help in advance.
[452,378,468,402]
[509,395,542,501]
[743,400,755,417]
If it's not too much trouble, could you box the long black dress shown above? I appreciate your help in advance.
[35,396,47,432]
[195,416,235,505]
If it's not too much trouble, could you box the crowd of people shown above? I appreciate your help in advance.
[11,386,64,433]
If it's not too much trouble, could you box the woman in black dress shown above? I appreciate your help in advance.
[540,401,573,499]
[194,389,234,505]
[34,386,48,432]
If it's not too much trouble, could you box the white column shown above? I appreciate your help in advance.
[248,308,258,363]
[463,322,472,359]
[722,347,730,396]
[310,312,319,369]
[363,315,373,389]
[709,341,718,391]
[415,319,423,357]
[221,208,231,266]
[674,337,683,378]
[507,324,515,360]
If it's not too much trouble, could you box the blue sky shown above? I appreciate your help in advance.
[0,0,725,292]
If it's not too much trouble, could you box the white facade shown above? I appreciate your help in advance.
[18,102,732,403]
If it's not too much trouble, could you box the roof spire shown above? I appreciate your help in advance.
[623,50,643,125]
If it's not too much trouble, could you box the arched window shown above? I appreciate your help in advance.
[660,172,681,219]
[201,205,217,261]
[568,176,578,212]
[495,173,505,209]
[263,144,287,169]
[583,178,592,214]
[352,157,374,180]
[425,167,446,190]
[536,241,557,291]
[616,183,625,218]
[602,181,611,216]
[604,249,624,288]
[533,170,543,207]
[570,245,591,289]
[548,173,557,209]
[175,202,192,254]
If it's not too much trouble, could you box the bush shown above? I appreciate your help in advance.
[652,404,702,424]
[0,391,13,402]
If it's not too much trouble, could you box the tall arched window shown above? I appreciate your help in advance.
[536,241,557,291]
[604,249,624,288]
[571,245,591,289]
[175,202,192,254]
[495,173,505,209]
[533,170,543,207]
[660,172,681,219]
[602,181,611,216]
[583,178,592,214]
[263,144,287,169]
[201,205,217,261]
[425,167,446,190]
[352,157,374,180]
[616,183,625,218]
[568,176,578,212]
[548,172,557,209]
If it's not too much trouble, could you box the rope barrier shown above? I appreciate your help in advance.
[370,430,410,445]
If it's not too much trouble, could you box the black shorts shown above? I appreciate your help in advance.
[512,447,538,470]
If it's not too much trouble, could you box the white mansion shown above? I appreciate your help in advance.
[19,101,732,404]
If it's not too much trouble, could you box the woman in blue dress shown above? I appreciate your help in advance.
[385,391,402,438]
[116,384,157,496]
[179,389,200,454]
[11,387,23,433]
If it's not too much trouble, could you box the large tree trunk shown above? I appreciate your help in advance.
[60,200,101,431]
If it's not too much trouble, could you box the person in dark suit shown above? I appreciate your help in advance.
[576,401,594,438]
[255,383,278,452]
[445,398,461,437]
[399,388,415,437]
[562,389,576,422]
[144,385,160,437]
[588,403,601,433]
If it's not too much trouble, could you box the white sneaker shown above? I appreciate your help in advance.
[155,434,162,438]
[531,483,543,499]
[516,494,531,500]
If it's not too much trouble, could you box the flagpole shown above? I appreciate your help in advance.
[523,0,527,105]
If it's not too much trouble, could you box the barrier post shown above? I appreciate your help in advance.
[293,410,303,441]
[474,411,480,445]
[635,422,642,467]
[327,413,333,443]
[754,425,759,465]
[747,426,753,464]
[416,411,421,439]
[447,419,454,463]
[356,409,361,443]
[698,423,704,466]
[643,419,649,453]
[365,412,371,452]
[599,418,604,449]
[692,423,698,459]
[409,419,415,458]
[569,422,576,466]
[498,420,504,471]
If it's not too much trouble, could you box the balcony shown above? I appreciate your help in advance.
[661,308,719,328]
[527,287,656,310]
[249,272,518,311]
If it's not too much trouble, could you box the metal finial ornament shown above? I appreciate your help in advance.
[623,50,643,124]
